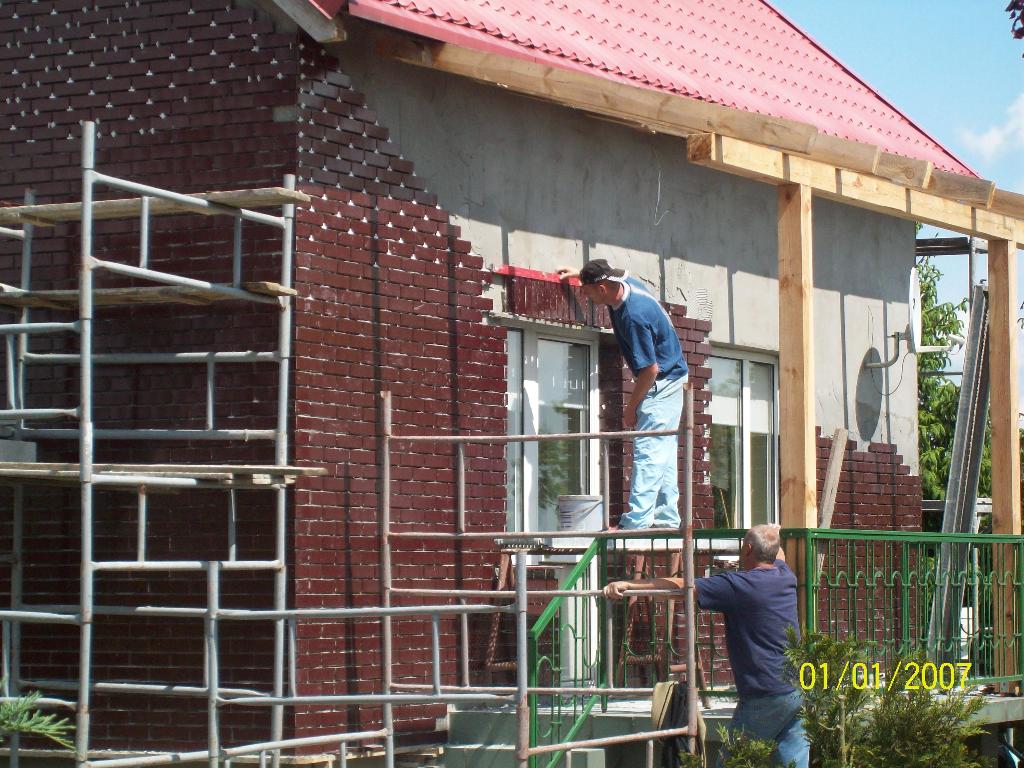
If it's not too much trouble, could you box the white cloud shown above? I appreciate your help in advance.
[959,92,1024,163]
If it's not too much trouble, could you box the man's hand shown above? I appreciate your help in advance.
[603,581,630,600]
[622,406,637,432]
[555,266,579,281]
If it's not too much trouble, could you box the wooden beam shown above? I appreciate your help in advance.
[809,134,880,175]
[989,238,1021,535]
[778,184,817,529]
[370,32,819,155]
[926,168,997,208]
[994,188,1024,220]
[687,133,1022,241]
[261,0,347,42]
[876,151,932,188]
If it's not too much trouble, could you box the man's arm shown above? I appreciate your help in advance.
[555,266,579,281]
[623,363,658,430]
[603,576,687,600]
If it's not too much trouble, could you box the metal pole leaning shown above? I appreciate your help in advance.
[514,551,529,768]
[683,385,697,756]
[10,484,24,768]
[380,391,395,768]
[271,174,296,767]
[77,119,97,768]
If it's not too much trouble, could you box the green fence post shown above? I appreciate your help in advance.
[900,543,911,657]
[1017,541,1024,694]
[803,529,816,635]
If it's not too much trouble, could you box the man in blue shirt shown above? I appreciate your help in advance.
[604,524,809,768]
[558,259,688,529]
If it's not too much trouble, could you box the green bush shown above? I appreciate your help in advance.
[785,631,988,768]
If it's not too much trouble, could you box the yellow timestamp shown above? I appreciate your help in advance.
[798,661,972,691]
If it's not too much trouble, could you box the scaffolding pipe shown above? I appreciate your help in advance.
[393,426,682,444]
[22,679,264,698]
[90,259,281,305]
[26,351,279,364]
[92,560,280,572]
[135,490,147,562]
[19,427,276,441]
[684,385,697,755]
[220,693,514,706]
[139,196,150,269]
[206,563,220,768]
[380,391,395,768]
[514,551,529,768]
[83,731,388,768]
[77,118,97,768]
[0,408,78,420]
[0,226,25,240]
[91,172,286,230]
[16,190,35,432]
[271,173,296,764]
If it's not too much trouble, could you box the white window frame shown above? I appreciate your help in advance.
[709,349,780,528]
[506,323,601,533]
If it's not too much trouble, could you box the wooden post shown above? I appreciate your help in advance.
[988,239,1020,691]
[778,184,818,530]
[989,238,1021,535]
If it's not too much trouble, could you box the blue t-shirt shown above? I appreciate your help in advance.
[695,560,799,698]
[609,278,687,381]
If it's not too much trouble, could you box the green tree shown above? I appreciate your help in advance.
[916,256,992,509]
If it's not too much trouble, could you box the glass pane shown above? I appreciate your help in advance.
[506,329,524,531]
[537,339,590,531]
[749,361,775,526]
[710,357,742,528]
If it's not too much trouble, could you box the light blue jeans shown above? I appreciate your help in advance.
[620,374,685,529]
[718,689,809,768]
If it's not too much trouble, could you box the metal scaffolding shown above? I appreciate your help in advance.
[0,122,700,768]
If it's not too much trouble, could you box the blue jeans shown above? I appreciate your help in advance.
[620,375,685,529]
[718,689,809,768]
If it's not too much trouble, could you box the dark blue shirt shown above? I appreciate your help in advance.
[609,277,687,381]
[695,560,799,698]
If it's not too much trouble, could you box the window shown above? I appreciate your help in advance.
[708,354,778,528]
[506,328,599,532]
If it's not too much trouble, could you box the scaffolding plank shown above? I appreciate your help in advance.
[0,462,325,488]
[0,283,295,309]
[0,188,310,227]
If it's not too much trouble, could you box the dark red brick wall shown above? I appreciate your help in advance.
[0,0,303,750]
[287,48,506,741]
[817,429,922,531]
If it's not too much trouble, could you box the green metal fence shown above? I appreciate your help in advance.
[527,528,1024,767]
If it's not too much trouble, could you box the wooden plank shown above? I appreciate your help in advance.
[808,133,880,175]
[0,188,311,227]
[777,183,817,530]
[926,169,997,208]
[875,151,933,188]
[242,281,298,297]
[993,188,1024,220]
[687,133,1021,240]
[988,238,1021,536]
[818,427,848,531]
[0,283,296,310]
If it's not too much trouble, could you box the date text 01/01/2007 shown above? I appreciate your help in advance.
[798,661,972,691]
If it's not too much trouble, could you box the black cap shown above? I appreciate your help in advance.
[578,259,626,285]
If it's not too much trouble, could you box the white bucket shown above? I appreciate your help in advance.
[557,495,603,549]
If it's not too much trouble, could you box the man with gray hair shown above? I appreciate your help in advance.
[604,524,808,767]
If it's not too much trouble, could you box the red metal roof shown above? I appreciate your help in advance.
[343,0,973,176]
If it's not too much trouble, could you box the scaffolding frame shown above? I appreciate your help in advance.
[0,122,699,768]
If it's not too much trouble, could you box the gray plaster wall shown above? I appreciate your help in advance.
[332,43,919,470]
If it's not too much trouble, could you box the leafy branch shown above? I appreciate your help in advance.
[0,691,74,749]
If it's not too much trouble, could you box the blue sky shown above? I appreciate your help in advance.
[772,0,1023,377]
